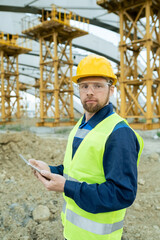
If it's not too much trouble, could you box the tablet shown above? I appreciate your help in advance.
[19,154,41,174]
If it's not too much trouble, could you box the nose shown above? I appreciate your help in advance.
[86,85,94,95]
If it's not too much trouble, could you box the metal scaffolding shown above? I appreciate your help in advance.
[19,83,30,117]
[0,32,31,124]
[97,0,160,130]
[32,78,40,118]
[22,5,89,127]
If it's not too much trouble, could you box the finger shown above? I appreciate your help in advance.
[36,171,50,185]
[41,170,53,180]
[34,170,38,176]
[29,159,38,166]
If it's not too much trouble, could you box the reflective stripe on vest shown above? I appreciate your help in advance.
[74,128,90,139]
[63,173,81,182]
[62,199,124,235]
[62,200,67,213]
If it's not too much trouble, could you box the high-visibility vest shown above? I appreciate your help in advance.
[61,112,144,240]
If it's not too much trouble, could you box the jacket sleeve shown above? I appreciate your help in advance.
[64,126,140,213]
[49,164,64,175]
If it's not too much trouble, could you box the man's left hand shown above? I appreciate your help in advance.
[36,170,66,192]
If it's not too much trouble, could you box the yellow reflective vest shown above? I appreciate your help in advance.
[61,112,144,240]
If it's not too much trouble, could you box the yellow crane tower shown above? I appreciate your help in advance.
[32,78,40,118]
[0,33,31,124]
[97,0,160,130]
[22,5,89,127]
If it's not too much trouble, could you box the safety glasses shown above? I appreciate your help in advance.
[78,82,111,93]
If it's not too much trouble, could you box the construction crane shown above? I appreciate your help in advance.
[0,32,32,124]
[21,5,89,127]
[97,0,160,130]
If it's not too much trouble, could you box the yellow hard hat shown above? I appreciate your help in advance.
[72,54,117,85]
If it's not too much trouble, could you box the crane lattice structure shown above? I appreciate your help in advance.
[97,0,160,130]
[22,5,89,127]
[0,33,31,124]
[32,78,40,118]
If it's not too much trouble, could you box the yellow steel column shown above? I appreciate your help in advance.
[146,0,152,125]
[158,10,160,116]
[6,56,11,119]
[16,55,20,119]
[53,32,60,123]
[34,78,40,118]
[119,9,126,118]
[39,37,44,122]
[133,26,138,122]
[69,40,74,122]
[0,51,5,122]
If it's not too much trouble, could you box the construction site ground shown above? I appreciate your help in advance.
[0,119,160,240]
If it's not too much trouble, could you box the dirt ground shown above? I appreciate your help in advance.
[0,127,160,240]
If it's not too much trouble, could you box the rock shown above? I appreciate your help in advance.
[26,154,32,159]
[21,237,31,240]
[0,170,7,181]
[5,176,16,184]
[138,178,145,185]
[135,233,141,238]
[32,205,51,222]
[50,153,55,159]
[133,202,141,210]
[153,135,159,139]
[148,152,159,161]
[9,203,19,209]
[153,225,160,230]
[0,133,21,144]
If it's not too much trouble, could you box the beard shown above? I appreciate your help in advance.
[82,95,109,113]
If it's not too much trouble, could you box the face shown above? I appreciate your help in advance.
[78,77,114,114]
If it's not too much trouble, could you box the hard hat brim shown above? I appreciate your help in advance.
[72,74,117,85]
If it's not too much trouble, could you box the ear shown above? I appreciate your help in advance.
[109,85,115,97]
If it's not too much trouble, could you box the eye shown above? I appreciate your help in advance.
[94,83,102,88]
[82,84,88,89]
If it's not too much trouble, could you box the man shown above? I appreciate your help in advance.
[30,54,144,240]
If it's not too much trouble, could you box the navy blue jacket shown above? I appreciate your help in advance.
[50,103,140,213]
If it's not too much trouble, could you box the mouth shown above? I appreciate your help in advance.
[85,100,97,104]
